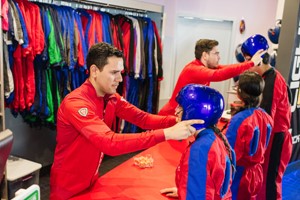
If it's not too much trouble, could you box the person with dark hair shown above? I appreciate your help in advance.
[241,34,292,200]
[158,39,266,116]
[224,71,273,200]
[50,42,204,200]
[160,84,236,200]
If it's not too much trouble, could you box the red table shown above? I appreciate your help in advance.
[71,139,191,200]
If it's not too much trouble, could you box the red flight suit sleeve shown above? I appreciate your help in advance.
[271,71,291,132]
[188,61,254,83]
[60,97,172,156]
[115,94,177,130]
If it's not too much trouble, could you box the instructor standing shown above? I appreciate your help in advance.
[159,39,265,116]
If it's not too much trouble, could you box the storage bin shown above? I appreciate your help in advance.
[6,156,42,200]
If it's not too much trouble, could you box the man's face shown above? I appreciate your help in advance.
[91,56,124,96]
[206,46,220,69]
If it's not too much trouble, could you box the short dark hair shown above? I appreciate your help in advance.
[86,42,123,73]
[237,71,265,107]
[194,39,219,59]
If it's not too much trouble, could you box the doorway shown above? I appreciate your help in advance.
[174,16,235,108]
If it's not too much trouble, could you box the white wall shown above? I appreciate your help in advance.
[137,0,279,104]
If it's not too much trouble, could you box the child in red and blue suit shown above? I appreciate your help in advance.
[161,84,236,200]
[224,71,273,200]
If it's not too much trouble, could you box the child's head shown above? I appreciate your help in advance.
[175,84,224,130]
[237,71,265,107]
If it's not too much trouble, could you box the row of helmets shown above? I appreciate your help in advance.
[235,19,281,67]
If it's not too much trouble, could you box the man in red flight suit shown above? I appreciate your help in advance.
[241,34,292,200]
[50,42,203,200]
[158,39,266,116]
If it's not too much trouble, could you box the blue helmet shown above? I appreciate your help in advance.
[175,84,224,130]
[268,20,281,44]
[241,34,269,57]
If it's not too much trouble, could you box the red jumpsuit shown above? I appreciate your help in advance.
[225,108,273,200]
[257,68,292,200]
[158,59,255,116]
[11,0,44,111]
[50,80,176,200]
[176,128,234,200]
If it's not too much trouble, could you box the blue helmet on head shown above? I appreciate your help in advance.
[175,84,224,130]
[241,34,269,57]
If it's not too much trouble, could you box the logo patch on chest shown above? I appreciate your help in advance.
[78,108,88,117]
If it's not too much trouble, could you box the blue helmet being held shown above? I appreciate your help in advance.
[241,34,269,57]
[175,84,224,130]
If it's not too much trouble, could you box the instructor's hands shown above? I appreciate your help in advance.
[163,119,204,140]
[250,49,267,66]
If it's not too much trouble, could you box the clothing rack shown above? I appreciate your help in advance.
[1,0,165,172]
[5,0,164,129]
[27,0,165,53]
[61,0,148,14]
[30,0,163,14]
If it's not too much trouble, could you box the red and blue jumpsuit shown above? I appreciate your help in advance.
[50,80,176,200]
[176,128,234,200]
[257,68,292,200]
[158,59,255,116]
[225,107,273,200]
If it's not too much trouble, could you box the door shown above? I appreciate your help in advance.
[174,16,234,108]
